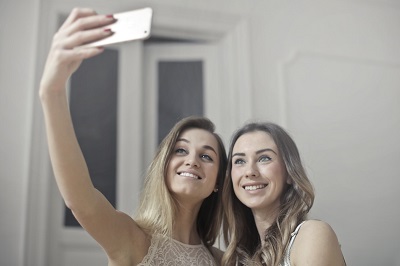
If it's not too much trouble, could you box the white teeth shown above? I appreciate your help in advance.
[244,184,267,191]
[180,172,200,179]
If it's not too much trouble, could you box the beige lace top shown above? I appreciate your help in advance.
[137,234,217,266]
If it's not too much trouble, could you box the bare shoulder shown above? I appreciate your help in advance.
[210,246,224,265]
[291,220,345,266]
[299,220,337,239]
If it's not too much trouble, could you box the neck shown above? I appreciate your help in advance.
[252,207,279,243]
[172,200,203,244]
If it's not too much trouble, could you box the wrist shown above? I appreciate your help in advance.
[39,83,67,103]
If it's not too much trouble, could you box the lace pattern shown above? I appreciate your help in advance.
[138,234,217,266]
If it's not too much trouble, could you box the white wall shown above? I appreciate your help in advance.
[0,1,40,266]
[1,0,399,265]
[247,2,400,265]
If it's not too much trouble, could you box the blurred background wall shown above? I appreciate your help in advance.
[0,1,40,266]
[1,0,399,265]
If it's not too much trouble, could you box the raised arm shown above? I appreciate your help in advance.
[39,8,147,263]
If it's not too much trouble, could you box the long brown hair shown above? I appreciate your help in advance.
[136,116,227,247]
[222,122,314,265]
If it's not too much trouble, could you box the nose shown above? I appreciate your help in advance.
[245,163,259,178]
[185,154,200,168]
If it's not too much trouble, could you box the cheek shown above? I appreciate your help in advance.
[214,158,221,176]
[165,160,175,183]
[165,163,172,177]
[210,164,219,181]
[210,158,220,176]
[231,169,242,195]
[268,164,286,184]
[231,167,241,184]
[204,163,219,184]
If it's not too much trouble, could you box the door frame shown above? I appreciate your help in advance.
[25,1,252,265]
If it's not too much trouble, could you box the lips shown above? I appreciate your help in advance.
[243,184,267,191]
[178,171,202,180]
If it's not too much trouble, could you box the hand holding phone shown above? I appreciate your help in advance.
[82,7,153,47]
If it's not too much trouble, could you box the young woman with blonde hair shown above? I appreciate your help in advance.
[222,122,345,266]
[39,8,227,265]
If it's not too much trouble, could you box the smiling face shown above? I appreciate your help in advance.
[166,128,220,204]
[231,130,290,213]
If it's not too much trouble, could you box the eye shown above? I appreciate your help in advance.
[175,148,187,155]
[233,158,245,165]
[259,155,271,162]
[201,154,213,162]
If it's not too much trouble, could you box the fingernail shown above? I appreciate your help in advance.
[106,14,114,19]
[104,28,114,33]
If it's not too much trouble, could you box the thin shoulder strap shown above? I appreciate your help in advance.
[281,221,307,266]
[287,221,306,253]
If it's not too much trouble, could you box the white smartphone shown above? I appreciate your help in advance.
[81,7,153,47]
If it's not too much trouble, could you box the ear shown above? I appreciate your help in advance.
[286,175,293,185]
[213,187,219,193]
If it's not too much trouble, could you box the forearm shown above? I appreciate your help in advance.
[40,87,96,210]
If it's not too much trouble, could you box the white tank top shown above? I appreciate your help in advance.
[137,234,217,266]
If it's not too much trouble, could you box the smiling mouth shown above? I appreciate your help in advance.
[243,184,267,191]
[178,172,202,180]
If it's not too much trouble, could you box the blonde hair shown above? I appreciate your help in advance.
[136,116,227,247]
[222,122,314,265]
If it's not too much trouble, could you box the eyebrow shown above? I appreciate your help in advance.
[176,138,218,155]
[232,148,277,157]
